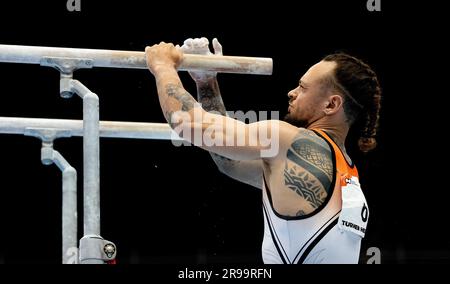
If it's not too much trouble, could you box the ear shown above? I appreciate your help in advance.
[324,95,343,115]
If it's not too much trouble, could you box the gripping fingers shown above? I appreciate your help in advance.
[180,38,194,53]
[212,38,223,55]
[181,37,213,55]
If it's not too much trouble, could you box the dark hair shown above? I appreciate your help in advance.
[322,53,382,153]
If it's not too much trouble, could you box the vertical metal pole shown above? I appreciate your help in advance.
[52,151,78,264]
[82,92,100,236]
[26,128,78,264]
[66,79,102,264]
[70,80,100,237]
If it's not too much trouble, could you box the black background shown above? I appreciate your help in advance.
[0,0,447,265]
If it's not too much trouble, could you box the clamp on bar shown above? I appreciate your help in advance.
[79,235,117,264]
[40,56,94,98]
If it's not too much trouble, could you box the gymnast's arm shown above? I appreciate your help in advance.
[145,42,295,177]
[180,38,263,189]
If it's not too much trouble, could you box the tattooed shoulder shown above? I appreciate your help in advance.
[283,129,334,210]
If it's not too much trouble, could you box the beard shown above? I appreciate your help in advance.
[284,112,309,128]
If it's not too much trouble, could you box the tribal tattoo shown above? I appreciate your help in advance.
[284,131,333,209]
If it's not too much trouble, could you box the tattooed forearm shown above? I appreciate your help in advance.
[199,96,227,115]
[193,76,263,189]
[161,84,197,129]
[166,84,196,112]
[196,79,227,115]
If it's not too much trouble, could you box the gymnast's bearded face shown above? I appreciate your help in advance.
[284,61,337,128]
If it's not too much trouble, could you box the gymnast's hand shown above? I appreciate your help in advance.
[180,37,223,83]
[145,42,183,75]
